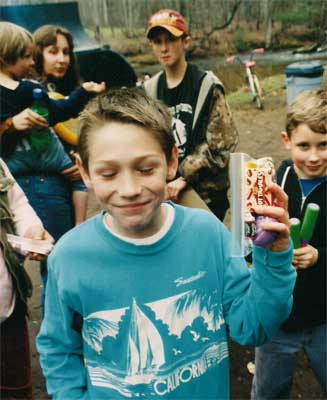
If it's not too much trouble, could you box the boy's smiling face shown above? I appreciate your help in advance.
[281,123,327,179]
[80,121,178,238]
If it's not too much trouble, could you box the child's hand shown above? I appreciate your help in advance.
[292,244,318,270]
[60,163,81,181]
[12,108,48,131]
[165,177,187,202]
[23,225,54,261]
[82,81,106,93]
[252,183,290,252]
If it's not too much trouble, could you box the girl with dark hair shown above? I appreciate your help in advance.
[33,24,80,95]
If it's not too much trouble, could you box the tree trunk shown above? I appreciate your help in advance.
[263,0,274,49]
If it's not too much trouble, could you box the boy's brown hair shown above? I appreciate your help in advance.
[0,22,33,67]
[78,88,175,171]
[286,89,327,137]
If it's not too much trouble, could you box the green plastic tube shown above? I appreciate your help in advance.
[300,203,320,243]
[290,218,301,249]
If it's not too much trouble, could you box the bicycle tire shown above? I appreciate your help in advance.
[252,74,263,109]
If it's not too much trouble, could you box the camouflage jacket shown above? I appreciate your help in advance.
[144,70,238,203]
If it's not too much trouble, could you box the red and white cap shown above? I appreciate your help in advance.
[147,9,188,38]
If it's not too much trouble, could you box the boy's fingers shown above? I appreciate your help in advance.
[269,183,288,209]
[259,220,289,237]
[253,205,289,225]
[293,247,308,256]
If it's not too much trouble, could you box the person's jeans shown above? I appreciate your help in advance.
[251,324,327,399]
[16,174,74,314]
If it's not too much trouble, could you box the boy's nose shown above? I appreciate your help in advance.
[160,41,168,51]
[118,173,141,198]
[308,148,319,161]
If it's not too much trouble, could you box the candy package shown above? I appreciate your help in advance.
[230,153,276,257]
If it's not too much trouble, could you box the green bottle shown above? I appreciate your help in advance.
[29,88,52,152]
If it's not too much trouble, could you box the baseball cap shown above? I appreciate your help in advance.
[147,9,188,39]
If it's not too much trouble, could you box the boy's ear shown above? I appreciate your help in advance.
[183,35,192,50]
[75,154,93,190]
[167,145,179,180]
[281,131,291,150]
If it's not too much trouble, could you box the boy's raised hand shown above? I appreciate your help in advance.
[292,245,318,270]
[252,183,290,252]
[82,81,106,93]
[12,108,48,131]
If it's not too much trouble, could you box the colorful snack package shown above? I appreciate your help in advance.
[230,153,276,257]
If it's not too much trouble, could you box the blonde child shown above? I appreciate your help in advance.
[252,89,327,399]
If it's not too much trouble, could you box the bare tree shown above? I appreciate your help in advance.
[262,0,275,48]
[188,0,241,52]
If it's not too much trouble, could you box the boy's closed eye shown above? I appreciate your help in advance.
[139,166,154,174]
[101,171,116,179]
[98,166,155,178]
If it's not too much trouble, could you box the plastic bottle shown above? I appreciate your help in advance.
[29,88,52,152]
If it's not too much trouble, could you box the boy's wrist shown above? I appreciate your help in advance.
[253,242,293,269]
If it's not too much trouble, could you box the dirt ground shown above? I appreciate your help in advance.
[26,87,325,399]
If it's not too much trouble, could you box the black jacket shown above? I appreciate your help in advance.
[277,160,326,331]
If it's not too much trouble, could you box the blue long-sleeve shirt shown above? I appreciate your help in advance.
[37,204,295,399]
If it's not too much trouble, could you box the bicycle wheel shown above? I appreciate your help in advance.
[252,74,263,109]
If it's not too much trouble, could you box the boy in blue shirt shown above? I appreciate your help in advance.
[37,88,296,399]
[251,89,327,399]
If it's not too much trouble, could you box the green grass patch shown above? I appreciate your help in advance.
[226,74,286,107]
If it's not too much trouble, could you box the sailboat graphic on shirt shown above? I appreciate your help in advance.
[125,298,165,384]
[84,288,228,397]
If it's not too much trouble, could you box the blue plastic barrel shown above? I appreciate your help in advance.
[285,61,324,105]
